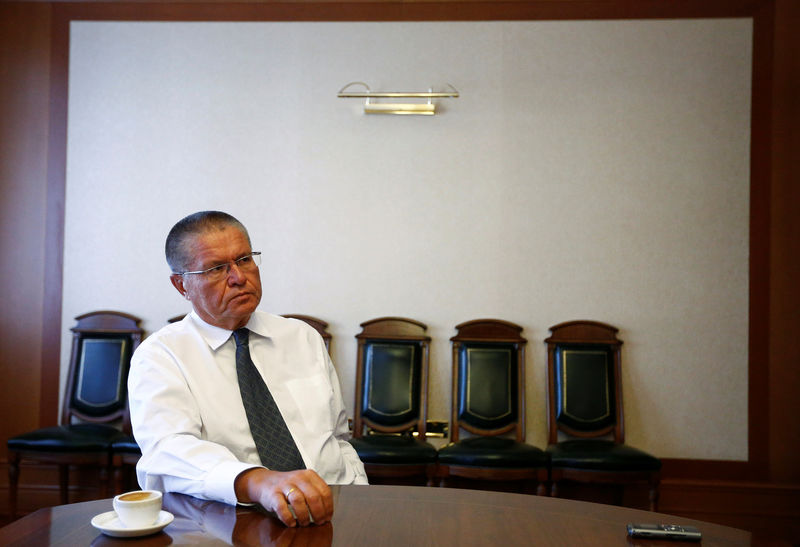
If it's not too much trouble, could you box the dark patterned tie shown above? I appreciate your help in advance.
[233,328,305,471]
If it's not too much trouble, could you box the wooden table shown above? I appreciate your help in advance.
[0,485,763,546]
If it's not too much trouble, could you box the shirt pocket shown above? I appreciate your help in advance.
[285,373,335,434]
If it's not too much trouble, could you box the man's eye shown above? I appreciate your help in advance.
[238,256,253,265]
[207,264,227,273]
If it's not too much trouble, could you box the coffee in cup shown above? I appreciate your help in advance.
[112,490,162,528]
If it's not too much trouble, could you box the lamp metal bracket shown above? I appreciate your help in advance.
[337,82,459,115]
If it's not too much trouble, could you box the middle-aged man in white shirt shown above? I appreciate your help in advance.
[128,210,367,528]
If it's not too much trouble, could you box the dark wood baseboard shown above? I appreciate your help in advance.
[659,479,800,545]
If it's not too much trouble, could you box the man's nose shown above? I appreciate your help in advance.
[226,262,246,284]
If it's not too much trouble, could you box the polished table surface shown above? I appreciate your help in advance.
[0,485,765,546]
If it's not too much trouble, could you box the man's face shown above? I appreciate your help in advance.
[170,225,262,330]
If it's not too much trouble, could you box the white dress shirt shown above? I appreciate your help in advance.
[128,311,367,505]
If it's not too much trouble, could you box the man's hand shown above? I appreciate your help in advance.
[234,468,333,527]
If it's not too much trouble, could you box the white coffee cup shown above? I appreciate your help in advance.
[112,490,162,528]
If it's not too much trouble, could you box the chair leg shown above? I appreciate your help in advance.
[537,469,549,496]
[113,464,122,495]
[58,464,69,505]
[649,479,660,511]
[99,463,110,498]
[8,452,20,520]
[112,455,126,495]
[425,464,435,487]
[613,484,625,506]
[537,481,547,496]
[126,464,138,492]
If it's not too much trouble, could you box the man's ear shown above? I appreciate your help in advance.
[170,274,190,300]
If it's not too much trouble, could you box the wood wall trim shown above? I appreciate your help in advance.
[42,0,774,481]
[48,0,759,22]
[40,2,66,427]
[768,0,800,483]
[0,1,54,439]
[747,0,774,482]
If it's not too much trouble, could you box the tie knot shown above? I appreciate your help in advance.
[233,328,250,347]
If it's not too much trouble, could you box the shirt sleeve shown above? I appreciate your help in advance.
[319,335,369,485]
[128,339,261,505]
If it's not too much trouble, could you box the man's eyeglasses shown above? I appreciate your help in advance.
[177,252,261,282]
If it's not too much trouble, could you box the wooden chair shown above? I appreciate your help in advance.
[348,317,437,485]
[281,314,332,353]
[545,320,661,510]
[7,311,143,517]
[437,319,548,494]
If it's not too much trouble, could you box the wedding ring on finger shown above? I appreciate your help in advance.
[284,488,314,524]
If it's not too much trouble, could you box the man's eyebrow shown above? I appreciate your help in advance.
[202,252,252,268]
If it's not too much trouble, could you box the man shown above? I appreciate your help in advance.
[128,211,367,528]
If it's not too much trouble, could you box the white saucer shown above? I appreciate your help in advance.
[91,510,174,537]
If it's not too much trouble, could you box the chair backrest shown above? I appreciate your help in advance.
[62,311,143,429]
[544,320,624,444]
[282,314,332,353]
[352,317,431,439]
[450,319,527,443]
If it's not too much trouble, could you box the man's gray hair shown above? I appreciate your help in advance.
[165,211,251,274]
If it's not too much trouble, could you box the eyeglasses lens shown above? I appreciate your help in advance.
[205,253,260,282]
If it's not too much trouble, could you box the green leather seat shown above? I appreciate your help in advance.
[9,424,127,453]
[438,436,548,468]
[8,423,130,513]
[350,433,437,464]
[547,439,661,471]
[436,320,548,494]
[111,435,141,455]
[348,318,437,485]
[545,321,661,510]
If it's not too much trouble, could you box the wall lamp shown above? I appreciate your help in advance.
[337,82,459,116]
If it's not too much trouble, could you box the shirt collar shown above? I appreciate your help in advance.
[243,311,272,340]
[189,310,272,351]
